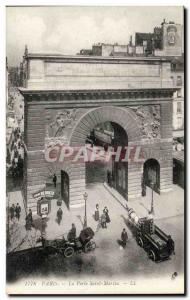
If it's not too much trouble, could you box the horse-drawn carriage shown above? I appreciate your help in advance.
[42,227,96,258]
[127,207,175,262]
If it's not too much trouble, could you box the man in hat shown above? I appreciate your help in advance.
[9,204,15,221]
[67,223,76,242]
[57,207,63,225]
[25,209,33,230]
[15,203,21,221]
[121,228,128,248]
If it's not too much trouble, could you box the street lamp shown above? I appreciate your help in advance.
[83,192,88,228]
[149,181,155,215]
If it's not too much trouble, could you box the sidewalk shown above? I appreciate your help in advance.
[7,182,184,254]
[104,182,184,221]
[7,191,42,253]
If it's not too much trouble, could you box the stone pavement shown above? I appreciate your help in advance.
[104,182,184,221]
[7,191,41,253]
[8,191,26,225]
[7,182,184,253]
[42,182,184,240]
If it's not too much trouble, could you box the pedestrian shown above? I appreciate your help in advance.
[57,207,63,225]
[53,173,57,188]
[121,228,128,248]
[25,209,33,230]
[141,176,146,197]
[107,170,111,186]
[95,203,99,221]
[101,212,107,228]
[103,206,111,223]
[15,203,21,221]
[110,173,113,188]
[67,223,76,241]
[9,204,15,221]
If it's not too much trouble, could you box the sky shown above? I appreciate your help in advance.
[6,6,183,66]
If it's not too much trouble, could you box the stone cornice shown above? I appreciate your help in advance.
[25,53,172,63]
[19,88,177,102]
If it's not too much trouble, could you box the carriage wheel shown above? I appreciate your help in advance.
[137,237,144,248]
[84,240,96,253]
[148,250,156,261]
[64,246,74,258]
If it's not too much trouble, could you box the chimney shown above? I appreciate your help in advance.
[24,45,28,57]
[129,35,133,46]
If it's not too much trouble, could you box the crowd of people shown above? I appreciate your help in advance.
[94,204,110,229]
[7,127,24,179]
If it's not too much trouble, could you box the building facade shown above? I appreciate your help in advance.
[20,52,178,213]
[171,57,184,138]
[79,20,184,140]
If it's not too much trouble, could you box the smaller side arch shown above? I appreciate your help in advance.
[61,170,70,208]
[142,158,160,195]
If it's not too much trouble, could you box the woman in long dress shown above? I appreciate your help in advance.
[95,204,99,221]
[103,206,110,223]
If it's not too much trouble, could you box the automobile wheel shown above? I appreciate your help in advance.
[84,240,96,253]
[148,249,156,261]
[137,237,144,248]
[64,246,74,258]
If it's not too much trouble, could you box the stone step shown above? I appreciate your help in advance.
[70,180,86,188]
[70,194,84,202]
[70,202,85,208]
[70,173,85,180]
[70,186,86,194]
[70,192,86,200]
[70,198,85,204]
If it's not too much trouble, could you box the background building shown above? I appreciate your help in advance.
[78,19,184,142]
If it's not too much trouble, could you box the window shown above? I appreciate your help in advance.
[170,76,174,86]
[177,117,183,128]
[143,40,147,47]
[177,90,182,97]
[177,102,182,114]
[171,63,176,71]
[177,76,182,86]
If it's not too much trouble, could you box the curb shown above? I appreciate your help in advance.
[103,182,184,221]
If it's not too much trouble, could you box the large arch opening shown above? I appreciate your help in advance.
[85,121,128,198]
[69,106,141,206]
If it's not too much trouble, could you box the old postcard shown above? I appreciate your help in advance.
[6,6,185,295]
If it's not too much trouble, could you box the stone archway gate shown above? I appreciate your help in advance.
[20,53,178,212]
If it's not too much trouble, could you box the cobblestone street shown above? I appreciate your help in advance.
[7,183,184,288]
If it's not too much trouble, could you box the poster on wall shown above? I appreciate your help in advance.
[5,5,185,296]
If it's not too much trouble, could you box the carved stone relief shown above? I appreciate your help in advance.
[130,105,161,139]
[45,109,78,146]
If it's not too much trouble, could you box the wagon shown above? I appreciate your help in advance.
[135,224,175,262]
[127,207,175,262]
[42,227,96,258]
